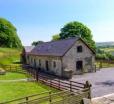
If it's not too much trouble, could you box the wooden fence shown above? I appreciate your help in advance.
[25,67,91,95]
[96,59,114,69]
[1,65,26,74]
[0,89,90,104]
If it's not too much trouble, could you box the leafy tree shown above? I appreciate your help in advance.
[52,34,60,41]
[59,21,96,49]
[32,41,44,46]
[0,18,22,48]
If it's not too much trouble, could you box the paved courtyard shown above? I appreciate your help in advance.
[71,67,114,98]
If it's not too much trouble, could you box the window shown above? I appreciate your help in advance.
[76,61,83,70]
[53,61,56,68]
[77,46,82,52]
[39,59,41,66]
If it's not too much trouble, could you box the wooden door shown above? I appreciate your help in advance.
[45,61,49,71]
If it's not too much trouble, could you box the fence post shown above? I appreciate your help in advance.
[26,97,28,104]
[50,80,52,87]
[49,91,52,103]
[36,69,39,82]
[34,69,35,78]
[95,65,96,72]
[70,81,72,92]
[99,61,102,69]
[10,65,11,71]
[58,79,61,90]
[84,81,92,99]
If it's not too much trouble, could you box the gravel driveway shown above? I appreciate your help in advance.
[71,68,114,98]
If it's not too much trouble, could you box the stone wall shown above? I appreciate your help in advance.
[62,40,95,75]
[27,55,62,76]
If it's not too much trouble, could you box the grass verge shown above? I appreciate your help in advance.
[0,72,27,80]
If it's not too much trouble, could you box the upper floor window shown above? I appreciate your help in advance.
[77,46,82,53]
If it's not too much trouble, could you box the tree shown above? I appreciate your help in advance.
[96,47,114,60]
[59,21,96,49]
[52,34,60,41]
[0,18,22,48]
[32,41,44,46]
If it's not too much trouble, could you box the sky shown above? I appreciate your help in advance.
[0,0,114,45]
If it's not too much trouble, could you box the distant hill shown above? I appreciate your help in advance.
[96,42,114,47]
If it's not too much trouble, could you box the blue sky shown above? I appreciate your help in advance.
[0,0,114,45]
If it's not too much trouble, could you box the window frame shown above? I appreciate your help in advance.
[77,45,83,53]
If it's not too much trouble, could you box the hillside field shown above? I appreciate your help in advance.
[100,47,114,56]
[0,47,21,65]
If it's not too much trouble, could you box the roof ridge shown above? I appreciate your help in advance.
[29,36,95,56]
[36,37,80,46]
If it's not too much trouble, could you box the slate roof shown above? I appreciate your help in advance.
[24,46,35,53]
[29,37,95,57]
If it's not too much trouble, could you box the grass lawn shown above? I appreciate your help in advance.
[0,72,27,80]
[0,72,58,103]
[0,82,55,102]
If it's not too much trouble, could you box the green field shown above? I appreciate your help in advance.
[0,72,57,103]
[100,47,114,56]
[0,72,27,80]
[0,47,21,65]
[0,82,51,102]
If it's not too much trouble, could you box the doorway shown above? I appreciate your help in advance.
[45,61,49,71]
[76,61,83,70]
[34,59,36,68]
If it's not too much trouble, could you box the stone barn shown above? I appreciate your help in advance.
[25,37,95,78]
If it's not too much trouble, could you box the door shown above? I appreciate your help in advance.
[45,61,49,71]
[76,61,83,70]
[34,59,36,68]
